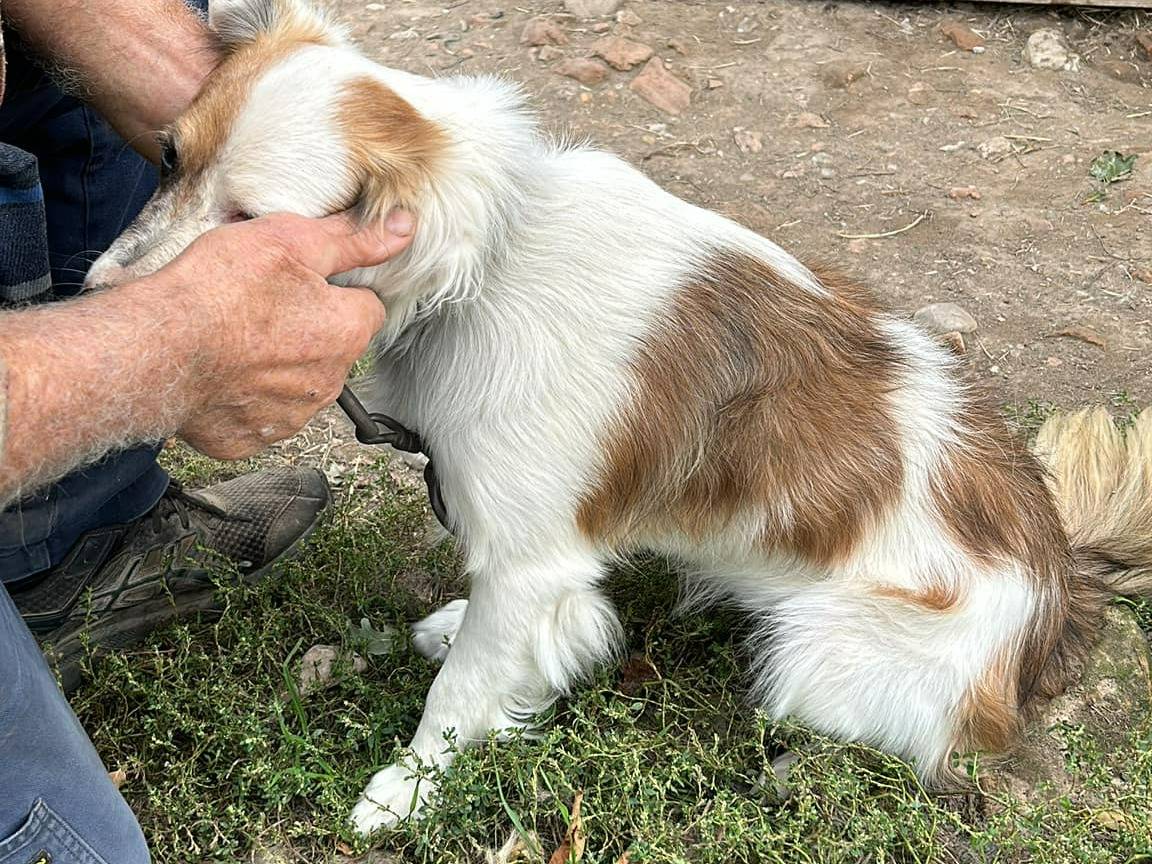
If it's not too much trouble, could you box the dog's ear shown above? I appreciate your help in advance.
[208,0,341,48]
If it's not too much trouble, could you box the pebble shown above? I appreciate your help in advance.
[914,302,979,335]
[520,18,568,47]
[733,127,762,154]
[591,35,654,70]
[615,9,642,26]
[1024,28,1080,72]
[630,57,692,115]
[667,37,691,55]
[297,645,368,696]
[536,45,565,62]
[555,57,610,86]
[563,0,621,17]
[792,111,830,129]
[591,21,611,33]
[940,20,985,52]
[977,136,1014,160]
[948,185,982,200]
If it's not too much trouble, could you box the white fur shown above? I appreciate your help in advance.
[89,5,1057,834]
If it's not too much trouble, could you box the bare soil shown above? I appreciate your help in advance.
[334,0,1152,408]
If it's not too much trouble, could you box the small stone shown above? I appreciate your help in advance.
[792,111,830,129]
[948,185,982,200]
[821,61,869,89]
[906,82,931,105]
[914,302,979,335]
[591,35,654,71]
[615,9,641,26]
[733,127,762,154]
[1046,356,1064,367]
[298,645,368,695]
[667,37,691,55]
[555,57,610,86]
[977,136,1014,160]
[537,45,565,62]
[707,78,725,89]
[940,20,985,52]
[630,57,692,115]
[1133,267,1152,285]
[579,91,593,103]
[520,18,568,47]
[563,0,621,18]
[1137,33,1152,61]
[1024,28,1080,72]
[591,21,611,33]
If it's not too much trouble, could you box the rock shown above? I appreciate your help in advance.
[977,136,1014,160]
[983,606,1152,804]
[1138,32,1152,61]
[914,302,978,335]
[563,0,621,18]
[1134,267,1152,285]
[555,57,610,86]
[821,61,869,89]
[940,20,985,52]
[667,37,691,56]
[630,58,692,115]
[1024,28,1080,72]
[792,111,830,129]
[520,18,568,47]
[297,644,368,695]
[591,21,611,33]
[948,185,982,200]
[733,127,762,154]
[615,9,641,26]
[591,35,653,71]
[537,45,565,62]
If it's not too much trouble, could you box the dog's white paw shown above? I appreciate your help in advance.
[349,763,435,835]
[411,599,468,662]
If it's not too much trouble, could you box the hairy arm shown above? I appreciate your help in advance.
[0,213,413,508]
[3,0,218,160]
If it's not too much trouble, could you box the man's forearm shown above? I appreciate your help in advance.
[4,0,218,160]
[0,283,197,507]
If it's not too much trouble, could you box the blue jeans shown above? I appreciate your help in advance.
[0,35,169,583]
[0,586,149,863]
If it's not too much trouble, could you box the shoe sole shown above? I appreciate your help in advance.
[46,506,327,694]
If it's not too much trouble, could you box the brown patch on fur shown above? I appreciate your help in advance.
[337,77,448,213]
[577,251,905,568]
[956,651,1021,754]
[172,4,334,178]
[872,582,960,613]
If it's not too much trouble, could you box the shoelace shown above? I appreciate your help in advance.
[148,480,252,534]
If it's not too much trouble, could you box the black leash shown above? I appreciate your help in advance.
[336,386,451,530]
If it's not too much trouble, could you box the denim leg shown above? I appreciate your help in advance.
[0,585,150,863]
[0,34,168,584]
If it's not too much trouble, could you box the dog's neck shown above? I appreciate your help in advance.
[335,69,540,352]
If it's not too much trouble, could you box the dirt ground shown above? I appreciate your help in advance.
[333,0,1151,409]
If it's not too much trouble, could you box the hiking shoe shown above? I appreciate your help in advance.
[10,467,330,692]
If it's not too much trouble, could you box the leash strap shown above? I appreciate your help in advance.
[336,386,451,530]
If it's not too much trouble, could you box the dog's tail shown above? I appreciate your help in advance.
[1033,406,1152,598]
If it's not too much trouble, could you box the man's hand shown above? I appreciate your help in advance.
[155,212,412,459]
[0,211,413,506]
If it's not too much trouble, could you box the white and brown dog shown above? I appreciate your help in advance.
[88,0,1152,835]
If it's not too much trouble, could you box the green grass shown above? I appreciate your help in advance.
[69,451,1152,863]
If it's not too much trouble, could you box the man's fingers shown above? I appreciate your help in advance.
[272,210,416,277]
[327,283,388,344]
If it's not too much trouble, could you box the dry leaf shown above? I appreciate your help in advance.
[108,768,127,789]
[548,791,586,864]
[1052,327,1106,349]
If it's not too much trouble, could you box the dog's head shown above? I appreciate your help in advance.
[87,0,449,298]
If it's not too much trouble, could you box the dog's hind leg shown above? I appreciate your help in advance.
[350,549,622,834]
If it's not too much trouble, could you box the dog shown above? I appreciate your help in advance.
[88,0,1152,835]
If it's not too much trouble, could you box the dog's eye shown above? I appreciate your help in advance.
[159,140,180,180]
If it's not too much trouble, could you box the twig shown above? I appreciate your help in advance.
[837,212,929,240]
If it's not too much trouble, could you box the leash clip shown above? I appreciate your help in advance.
[336,386,451,531]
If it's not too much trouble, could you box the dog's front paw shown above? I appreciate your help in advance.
[349,763,435,835]
[411,599,468,662]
